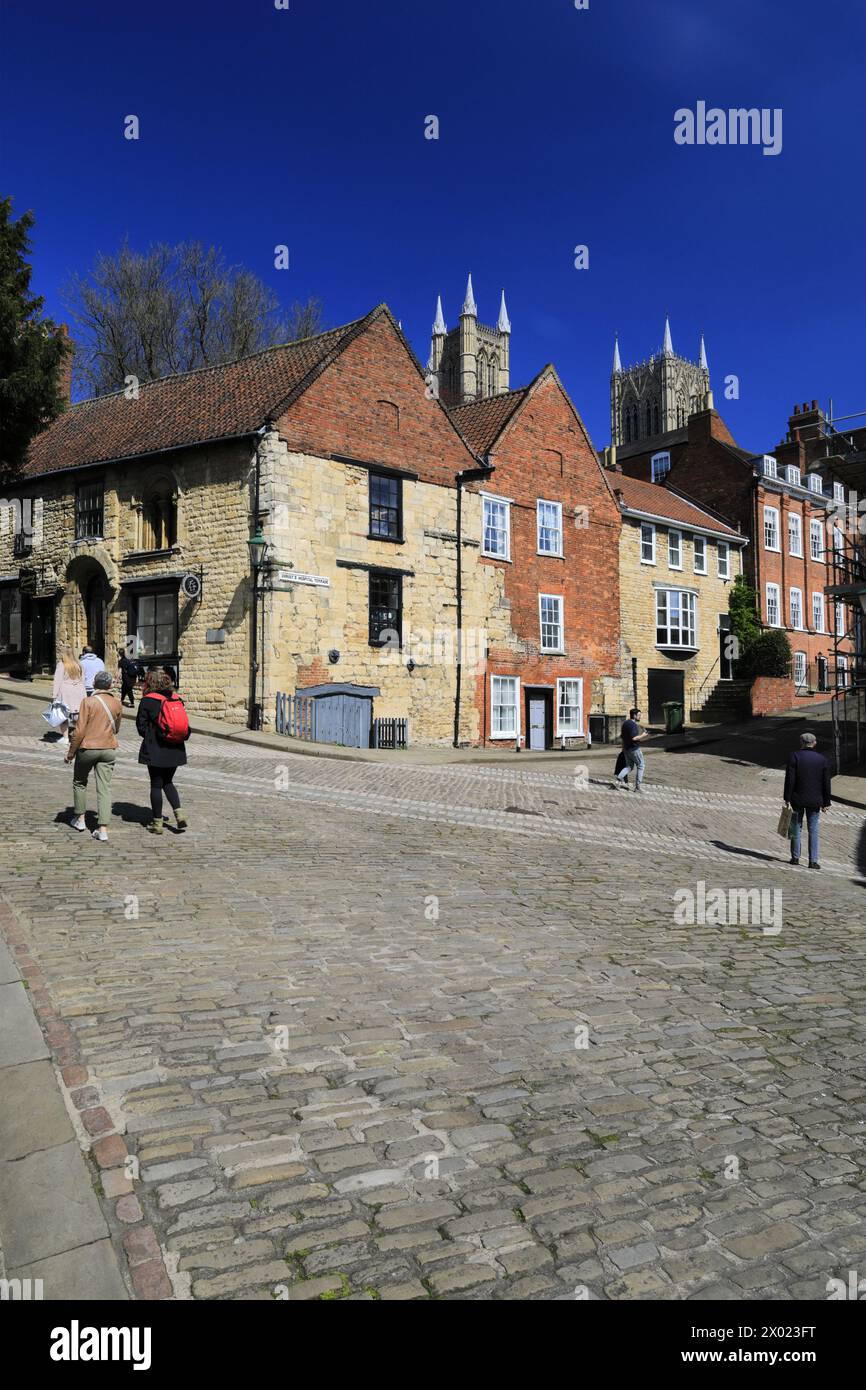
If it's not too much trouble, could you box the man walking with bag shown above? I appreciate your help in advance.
[784,731,831,869]
[613,707,650,793]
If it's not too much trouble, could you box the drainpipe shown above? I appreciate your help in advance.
[248,424,269,730]
[453,462,494,748]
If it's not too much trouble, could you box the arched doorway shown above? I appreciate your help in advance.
[84,574,108,659]
[64,555,115,662]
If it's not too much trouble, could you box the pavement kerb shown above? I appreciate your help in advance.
[0,902,142,1300]
[0,675,780,766]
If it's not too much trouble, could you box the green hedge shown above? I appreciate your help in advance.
[736,628,792,681]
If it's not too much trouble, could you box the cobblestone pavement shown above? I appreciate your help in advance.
[1,689,865,1301]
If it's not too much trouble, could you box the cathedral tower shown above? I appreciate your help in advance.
[610,319,711,447]
[428,277,511,406]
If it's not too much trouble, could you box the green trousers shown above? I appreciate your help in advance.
[73,748,117,826]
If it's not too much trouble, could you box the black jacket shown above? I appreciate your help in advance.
[784,748,831,810]
[136,693,188,768]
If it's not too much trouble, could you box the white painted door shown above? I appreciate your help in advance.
[528,698,546,750]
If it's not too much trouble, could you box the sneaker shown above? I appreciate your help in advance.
[71,816,86,832]
[634,786,642,794]
[91,828,108,842]
[146,820,164,835]
[175,813,188,832]
[57,737,70,750]
[789,856,800,866]
[612,778,626,790]
[809,861,821,870]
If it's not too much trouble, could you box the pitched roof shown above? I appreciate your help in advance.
[448,388,529,454]
[613,475,744,540]
[24,314,375,479]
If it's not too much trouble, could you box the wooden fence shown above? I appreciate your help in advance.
[372,716,409,750]
[274,692,315,741]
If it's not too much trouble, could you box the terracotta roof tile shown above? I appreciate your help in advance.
[613,475,743,539]
[448,389,529,454]
[24,318,366,479]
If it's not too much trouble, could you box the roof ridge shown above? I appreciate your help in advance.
[616,475,741,534]
[67,316,364,409]
[448,386,529,413]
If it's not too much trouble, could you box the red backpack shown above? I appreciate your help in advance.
[151,691,190,745]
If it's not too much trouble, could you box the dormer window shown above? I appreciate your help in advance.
[761,456,777,479]
[786,465,801,487]
[808,474,824,494]
[833,482,845,504]
[651,451,671,482]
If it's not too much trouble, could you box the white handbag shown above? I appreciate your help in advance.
[42,700,68,729]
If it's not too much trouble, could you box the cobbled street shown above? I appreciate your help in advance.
[2,689,865,1302]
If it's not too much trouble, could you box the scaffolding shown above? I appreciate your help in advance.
[821,419,866,769]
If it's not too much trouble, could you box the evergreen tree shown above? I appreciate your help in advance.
[729,575,762,668]
[0,197,70,487]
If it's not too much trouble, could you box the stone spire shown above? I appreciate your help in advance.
[432,295,446,336]
[497,289,511,334]
[612,334,622,373]
[662,316,674,356]
[462,273,477,317]
[699,333,708,371]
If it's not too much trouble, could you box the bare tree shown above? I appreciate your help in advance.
[64,239,323,395]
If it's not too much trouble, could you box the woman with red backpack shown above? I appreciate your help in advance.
[135,667,190,834]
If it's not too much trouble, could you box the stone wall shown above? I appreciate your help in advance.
[603,514,745,720]
[258,438,505,745]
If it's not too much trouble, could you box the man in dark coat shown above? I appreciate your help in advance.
[136,667,189,835]
[783,731,831,869]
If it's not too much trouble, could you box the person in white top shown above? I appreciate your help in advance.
[79,646,107,694]
[52,648,86,749]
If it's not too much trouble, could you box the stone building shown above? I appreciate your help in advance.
[611,319,711,448]
[1,303,624,746]
[600,474,748,723]
[449,367,622,747]
[427,276,511,406]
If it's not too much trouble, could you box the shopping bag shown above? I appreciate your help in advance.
[614,749,626,776]
[42,701,68,729]
[776,805,793,837]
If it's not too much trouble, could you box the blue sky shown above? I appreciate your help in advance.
[3,0,864,451]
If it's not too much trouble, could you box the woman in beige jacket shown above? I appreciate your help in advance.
[52,648,86,749]
[65,670,122,841]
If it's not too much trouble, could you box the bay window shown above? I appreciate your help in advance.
[656,589,697,648]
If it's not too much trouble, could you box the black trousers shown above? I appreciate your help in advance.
[148,765,181,817]
[121,681,136,706]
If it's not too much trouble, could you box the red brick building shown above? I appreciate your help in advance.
[450,366,622,748]
[612,403,855,694]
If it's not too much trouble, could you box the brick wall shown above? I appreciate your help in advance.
[278,314,477,486]
[465,374,622,745]
[750,676,829,716]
